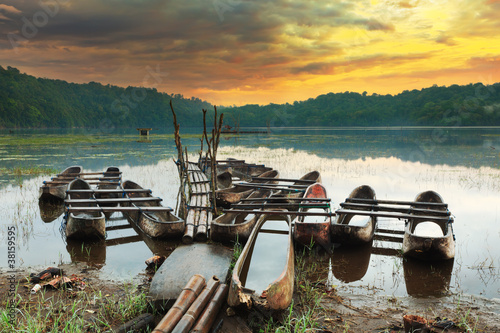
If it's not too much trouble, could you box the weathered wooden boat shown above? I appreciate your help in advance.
[210,189,272,243]
[95,167,121,219]
[121,180,185,239]
[39,166,82,201]
[228,210,294,310]
[293,183,331,249]
[215,169,279,207]
[65,178,106,240]
[274,171,321,200]
[402,190,455,260]
[331,185,377,244]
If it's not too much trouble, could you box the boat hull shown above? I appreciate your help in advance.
[228,211,294,310]
[122,180,185,239]
[65,178,105,240]
[39,166,82,201]
[402,190,455,260]
[293,182,331,249]
[331,185,377,244]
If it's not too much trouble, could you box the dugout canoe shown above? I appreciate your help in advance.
[402,190,455,260]
[210,189,272,243]
[65,178,106,240]
[274,171,321,200]
[331,185,377,244]
[39,166,82,201]
[293,183,332,250]
[215,169,279,207]
[228,210,294,310]
[95,167,121,219]
[121,180,185,239]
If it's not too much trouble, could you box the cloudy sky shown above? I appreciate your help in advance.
[0,0,499,106]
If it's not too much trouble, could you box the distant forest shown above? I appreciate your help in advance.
[1,65,500,128]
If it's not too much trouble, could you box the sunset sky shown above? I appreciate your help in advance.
[0,0,499,106]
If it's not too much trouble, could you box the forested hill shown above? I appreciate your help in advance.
[0,66,213,128]
[1,65,500,128]
[221,83,500,127]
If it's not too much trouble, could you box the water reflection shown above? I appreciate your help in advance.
[66,239,106,267]
[38,200,65,223]
[331,242,373,283]
[403,257,454,297]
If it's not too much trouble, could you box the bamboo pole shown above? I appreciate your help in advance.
[240,197,331,202]
[152,274,206,333]
[249,177,316,183]
[66,189,151,194]
[232,184,306,192]
[57,171,122,176]
[335,209,453,222]
[55,176,121,180]
[345,198,448,208]
[340,202,450,216]
[191,284,229,333]
[235,183,309,189]
[223,209,335,217]
[66,206,173,212]
[44,181,119,185]
[172,277,220,333]
[65,197,162,204]
[233,203,330,209]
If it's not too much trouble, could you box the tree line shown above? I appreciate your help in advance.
[1,65,499,128]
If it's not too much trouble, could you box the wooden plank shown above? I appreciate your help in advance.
[375,228,405,235]
[232,203,330,209]
[239,197,331,202]
[335,209,453,222]
[65,197,162,204]
[55,176,122,180]
[235,182,309,189]
[66,189,151,194]
[57,171,122,176]
[67,206,173,212]
[373,234,404,243]
[345,198,448,208]
[223,209,335,217]
[232,184,306,192]
[340,202,450,216]
[44,181,119,185]
[249,177,316,183]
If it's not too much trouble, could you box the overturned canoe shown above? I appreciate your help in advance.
[65,178,106,240]
[228,210,294,310]
[293,183,331,249]
[210,189,272,244]
[402,190,455,260]
[216,169,279,207]
[39,166,82,201]
[331,185,377,244]
[122,180,185,239]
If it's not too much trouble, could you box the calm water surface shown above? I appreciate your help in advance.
[0,127,499,302]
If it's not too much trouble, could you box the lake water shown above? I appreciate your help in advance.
[0,127,499,302]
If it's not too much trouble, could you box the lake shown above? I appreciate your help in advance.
[0,127,499,302]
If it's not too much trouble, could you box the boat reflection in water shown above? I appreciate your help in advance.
[66,239,106,267]
[403,257,454,297]
[331,241,373,283]
[38,200,65,223]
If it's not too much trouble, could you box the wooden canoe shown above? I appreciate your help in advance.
[210,189,272,243]
[293,183,331,249]
[274,171,321,200]
[331,185,377,244]
[95,167,121,219]
[39,199,65,223]
[228,210,294,310]
[215,169,279,207]
[121,180,185,239]
[39,166,82,201]
[402,190,455,260]
[65,178,106,240]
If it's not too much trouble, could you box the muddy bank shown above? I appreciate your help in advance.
[1,262,499,332]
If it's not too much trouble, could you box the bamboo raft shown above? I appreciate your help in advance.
[183,164,212,244]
